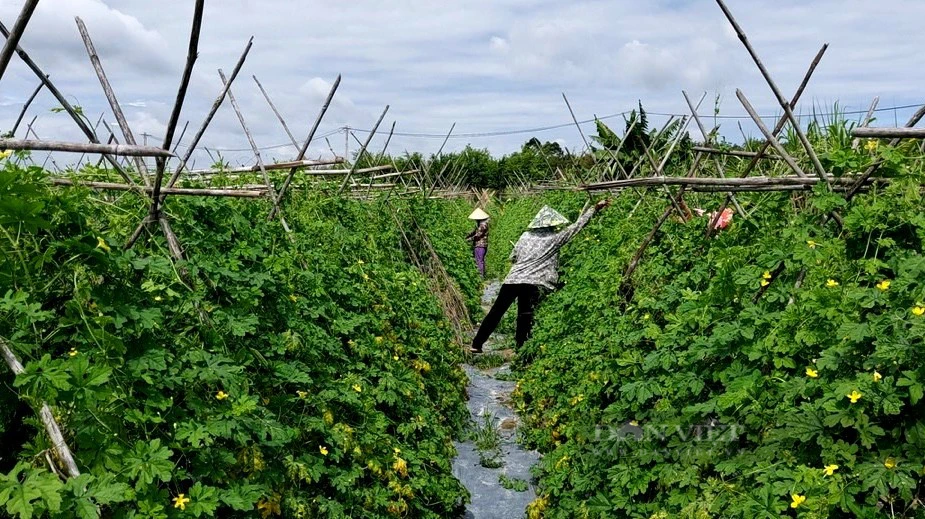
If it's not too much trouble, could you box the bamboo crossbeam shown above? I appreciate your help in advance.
[0,0,40,80]
[349,183,397,189]
[50,178,267,197]
[371,169,418,180]
[851,127,925,139]
[585,175,881,191]
[185,158,344,176]
[0,139,173,157]
[691,146,784,160]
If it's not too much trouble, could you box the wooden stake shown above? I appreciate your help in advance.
[270,74,341,220]
[851,96,880,150]
[1,337,80,478]
[9,79,44,136]
[338,106,389,194]
[0,0,40,80]
[219,69,291,233]
[76,17,151,185]
[253,75,299,150]
[736,90,808,178]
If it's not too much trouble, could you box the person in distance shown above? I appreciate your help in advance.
[465,208,490,278]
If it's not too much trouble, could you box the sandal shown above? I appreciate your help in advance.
[469,347,483,354]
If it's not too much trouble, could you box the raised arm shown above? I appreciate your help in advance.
[552,199,610,249]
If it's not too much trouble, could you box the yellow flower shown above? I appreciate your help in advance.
[215,390,229,401]
[760,279,770,287]
[68,348,78,357]
[352,384,362,393]
[762,271,772,280]
[807,240,817,249]
[289,294,298,302]
[362,273,370,281]
[0,150,12,160]
[629,420,639,427]
[805,367,819,378]
[357,259,365,265]
[865,139,879,152]
[296,390,308,399]
[876,280,891,291]
[884,457,897,469]
[847,390,862,404]
[96,236,111,253]
[319,445,328,456]
[154,296,162,302]
[790,494,806,509]
[393,456,408,477]
[826,279,840,288]
[913,306,925,317]
[173,494,190,510]
[873,371,883,382]
[823,464,838,476]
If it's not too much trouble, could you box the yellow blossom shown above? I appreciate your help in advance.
[296,390,308,399]
[807,240,817,249]
[0,150,12,160]
[762,271,772,280]
[173,494,190,510]
[790,494,806,509]
[68,348,78,357]
[865,139,879,152]
[806,367,819,378]
[876,280,891,291]
[319,445,328,456]
[629,420,639,427]
[847,390,862,404]
[873,371,883,382]
[362,273,370,281]
[154,296,162,302]
[823,464,838,476]
[357,259,365,265]
[352,384,362,393]
[289,294,297,302]
[913,306,925,317]
[760,279,770,287]
[884,457,897,469]
[96,236,111,253]
[215,390,229,401]
[826,279,840,288]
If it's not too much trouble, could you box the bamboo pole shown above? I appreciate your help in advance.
[76,17,150,185]
[585,175,879,190]
[0,0,40,81]
[736,90,809,179]
[270,74,341,220]
[153,0,205,203]
[50,178,267,197]
[0,139,173,157]
[851,97,880,150]
[1,337,80,478]
[164,37,254,190]
[707,44,828,237]
[0,21,138,187]
[219,69,291,233]
[338,106,389,194]
[9,79,44,136]
[253,75,299,151]
[683,90,747,218]
[715,0,831,188]
[186,158,344,176]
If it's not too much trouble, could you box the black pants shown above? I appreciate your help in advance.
[472,283,541,350]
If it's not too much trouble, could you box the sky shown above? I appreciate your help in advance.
[0,0,923,168]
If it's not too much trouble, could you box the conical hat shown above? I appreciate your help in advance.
[528,206,569,229]
[468,208,490,220]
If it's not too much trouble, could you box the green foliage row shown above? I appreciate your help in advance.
[496,137,925,517]
[0,160,474,518]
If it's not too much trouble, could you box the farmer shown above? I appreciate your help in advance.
[470,199,610,353]
[466,208,490,278]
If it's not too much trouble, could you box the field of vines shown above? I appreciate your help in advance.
[2,114,925,519]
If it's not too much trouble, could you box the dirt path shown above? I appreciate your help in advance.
[452,282,541,519]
